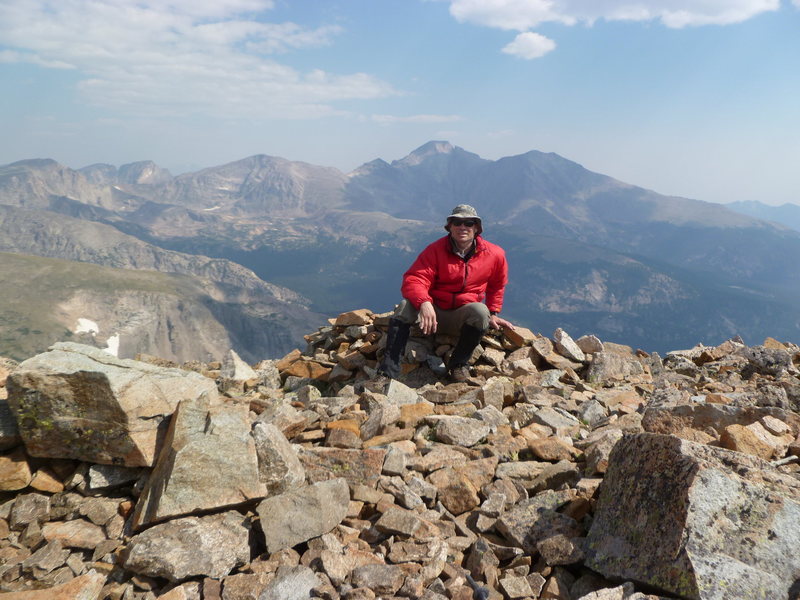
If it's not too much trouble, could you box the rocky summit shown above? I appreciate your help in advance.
[0,311,799,600]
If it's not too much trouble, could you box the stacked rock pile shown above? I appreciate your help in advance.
[0,307,799,600]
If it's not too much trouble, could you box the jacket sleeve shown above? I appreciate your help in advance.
[401,244,437,309]
[484,249,508,313]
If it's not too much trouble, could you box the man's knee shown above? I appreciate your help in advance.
[392,299,418,324]
[462,303,490,331]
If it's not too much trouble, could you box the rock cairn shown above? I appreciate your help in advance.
[0,308,799,600]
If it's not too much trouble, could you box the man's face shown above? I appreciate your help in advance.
[448,218,478,247]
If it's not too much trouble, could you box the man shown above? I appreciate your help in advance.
[378,204,514,383]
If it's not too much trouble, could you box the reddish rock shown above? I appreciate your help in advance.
[299,447,386,488]
[0,447,32,491]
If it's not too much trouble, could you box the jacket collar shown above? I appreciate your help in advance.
[447,234,482,257]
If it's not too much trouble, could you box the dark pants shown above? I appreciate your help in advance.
[392,299,490,334]
[378,300,489,378]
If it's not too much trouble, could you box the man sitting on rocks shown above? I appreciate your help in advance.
[378,204,515,383]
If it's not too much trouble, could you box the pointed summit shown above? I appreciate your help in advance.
[394,141,456,167]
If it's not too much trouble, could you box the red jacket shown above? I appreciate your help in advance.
[401,235,508,313]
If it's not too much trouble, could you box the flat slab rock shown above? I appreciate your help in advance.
[131,395,265,529]
[256,477,350,553]
[586,432,800,600]
[0,570,106,599]
[122,511,250,582]
[6,342,219,467]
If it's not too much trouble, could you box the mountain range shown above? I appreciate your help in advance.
[2,141,800,360]
[726,200,800,233]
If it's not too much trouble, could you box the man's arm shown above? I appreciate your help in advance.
[401,246,437,309]
[401,243,439,334]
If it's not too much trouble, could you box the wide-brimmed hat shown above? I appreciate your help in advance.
[445,204,482,234]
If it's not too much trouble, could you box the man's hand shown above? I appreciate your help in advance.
[489,314,515,331]
[418,301,438,335]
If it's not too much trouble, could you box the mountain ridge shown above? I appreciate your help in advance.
[3,142,800,355]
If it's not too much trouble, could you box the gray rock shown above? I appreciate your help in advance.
[21,539,69,577]
[586,433,800,600]
[433,416,491,447]
[575,583,635,600]
[374,506,423,537]
[382,446,408,475]
[122,511,250,582]
[530,407,581,432]
[576,335,604,355]
[256,478,349,553]
[478,377,508,410]
[585,351,646,384]
[578,399,608,428]
[87,464,144,491]
[79,497,120,526]
[258,565,321,600]
[6,342,219,466]
[536,534,585,566]
[10,492,50,530]
[496,490,580,553]
[584,429,624,475]
[528,460,581,493]
[220,349,257,381]
[253,400,307,439]
[254,359,281,390]
[740,345,793,377]
[553,328,586,362]
[132,395,266,529]
[252,422,306,496]
[499,575,535,599]
[42,519,107,549]
[382,475,424,509]
[539,369,566,388]
[384,380,421,405]
[351,564,405,596]
[642,402,800,438]
[473,405,510,430]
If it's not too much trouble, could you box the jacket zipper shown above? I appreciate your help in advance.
[452,258,470,309]
[451,240,478,309]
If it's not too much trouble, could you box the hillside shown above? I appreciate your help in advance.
[0,252,315,363]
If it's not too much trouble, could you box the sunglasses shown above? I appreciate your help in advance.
[450,218,478,227]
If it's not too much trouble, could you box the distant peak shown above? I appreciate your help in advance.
[396,141,455,166]
[7,158,61,169]
[412,141,454,155]
[348,158,391,177]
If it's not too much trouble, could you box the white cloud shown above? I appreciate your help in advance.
[448,0,779,59]
[370,114,463,124]
[449,0,780,30]
[502,32,556,59]
[0,0,395,119]
[450,0,573,31]
[0,50,74,69]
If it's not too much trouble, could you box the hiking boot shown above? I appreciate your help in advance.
[446,323,485,383]
[377,318,411,379]
[449,365,471,383]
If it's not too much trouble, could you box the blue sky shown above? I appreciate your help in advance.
[1,0,799,205]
